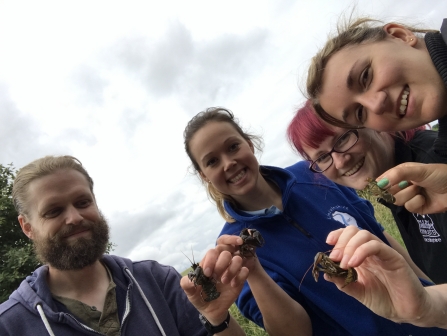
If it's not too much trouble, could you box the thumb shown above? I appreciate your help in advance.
[180,275,197,297]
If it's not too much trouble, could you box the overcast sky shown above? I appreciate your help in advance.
[1,0,445,272]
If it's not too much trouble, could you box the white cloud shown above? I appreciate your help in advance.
[0,0,445,272]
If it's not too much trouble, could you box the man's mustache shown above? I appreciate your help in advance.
[52,222,94,241]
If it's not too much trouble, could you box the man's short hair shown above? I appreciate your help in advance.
[12,155,94,216]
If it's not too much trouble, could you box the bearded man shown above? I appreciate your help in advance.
[0,155,247,336]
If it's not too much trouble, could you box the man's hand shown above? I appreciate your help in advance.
[180,235,249,326]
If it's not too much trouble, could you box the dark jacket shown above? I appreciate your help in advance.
[0,255,207,336]
[426,18,447,156]
[381,130,447,284]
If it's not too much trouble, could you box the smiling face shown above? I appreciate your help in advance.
[303,128,395,190]
[318,25,447,132]
[189,121,260,203]
[19,169,109,270]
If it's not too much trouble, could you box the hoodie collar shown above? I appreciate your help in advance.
[224,165,293,222]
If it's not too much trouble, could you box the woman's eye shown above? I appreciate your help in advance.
[360,66,370,88]
[337,133,350,145]
[316,153,331,164]
[229,143,240,152]
[356,106,365,124]
[206,158,218,167]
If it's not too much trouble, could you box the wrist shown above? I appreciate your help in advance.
[200,311,229,326]
[199,311,231,334]
[246,258,263,277]
[422,286,447,328]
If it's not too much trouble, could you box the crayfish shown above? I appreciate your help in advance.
[239,228,265,258]
[183,251,220,302]
[312,252,357,288]
[363,177,396,204]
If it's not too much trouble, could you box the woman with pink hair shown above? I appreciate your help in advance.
[287,100,447,284]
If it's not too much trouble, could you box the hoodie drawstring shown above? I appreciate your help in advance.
[35,269,167,336]
[125,268,167,336]
[36,303,56,336]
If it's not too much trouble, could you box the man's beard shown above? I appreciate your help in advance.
[33,212,110,271]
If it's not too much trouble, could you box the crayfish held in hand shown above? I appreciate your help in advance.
[239,228,265,258]
[183,251,220,302]
[312,252,357,288]
[363,177,396,204]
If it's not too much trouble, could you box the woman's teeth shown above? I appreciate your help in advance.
[400,88,410,116]
[230,169,246,183]
[344,158,364,177]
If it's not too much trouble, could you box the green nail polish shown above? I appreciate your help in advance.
[377,178,389,189]
[398,180,409,189]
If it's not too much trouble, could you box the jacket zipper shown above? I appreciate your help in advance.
[66,313,105,335]
[282,213,312,237]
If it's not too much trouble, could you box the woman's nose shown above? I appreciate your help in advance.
[360,91,387,115]
[223,156,237,171]
[332,152,350,169]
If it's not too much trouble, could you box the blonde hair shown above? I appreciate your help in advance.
[184,107,263,223]
[12,155,94,216]
[307,16,438,128]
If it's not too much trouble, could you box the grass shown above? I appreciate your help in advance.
[184,196,402,335]
[357,191,405,248]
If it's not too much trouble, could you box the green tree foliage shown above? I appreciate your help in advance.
[0,164,39,303]
[432,123,439,131]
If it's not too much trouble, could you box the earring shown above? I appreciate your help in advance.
[410,38,414,41]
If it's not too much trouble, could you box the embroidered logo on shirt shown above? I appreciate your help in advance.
[331,211,359,227]
[413,213,441,243]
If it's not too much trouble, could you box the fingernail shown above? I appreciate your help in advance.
[398,180,409,189]
[340,255,350,268]
[329,250,340,260]
[204,267,212,277]
[377,178,389,189]
[347,255,358,267]
[326,233,334,244]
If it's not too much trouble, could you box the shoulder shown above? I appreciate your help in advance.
[284,160,309,175]
[104,254,181,285]
[408,129,438,145]
[284,161,336,187]
[130,259,182,285]
[0,299,20,317]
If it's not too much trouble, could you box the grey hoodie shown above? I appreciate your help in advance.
[0,255,207,336]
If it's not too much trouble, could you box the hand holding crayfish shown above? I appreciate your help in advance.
[180,235,249,327]
[312,252,357,288]
[238,228,265,258]
[324,226,447,329]
[215,232,264,273]
[377,162,447,215]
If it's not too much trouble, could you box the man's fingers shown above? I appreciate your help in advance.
[180,275,198,296]
[231,267,249,287]
[221,256,243,284]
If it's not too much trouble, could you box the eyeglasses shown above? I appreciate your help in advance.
[309,129,359,173]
